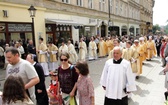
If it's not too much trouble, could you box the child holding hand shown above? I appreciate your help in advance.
[47,71,62,105]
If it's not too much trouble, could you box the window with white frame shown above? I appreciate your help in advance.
[77,0,83,6]
[120,3,123,16]
[62,0,70,3]
[99,0,101,11]
[102,0,105,12]
[137,10,140,20]
[115,0,118,15]
[99,0,105,11]
[135,11,136,19]
[110,0,113,14]
[132,9,134,18]
[129,7,132,18]
[125,5,127,17]
[88,0,93,9]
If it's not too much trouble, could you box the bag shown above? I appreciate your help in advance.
[70,97,77,105]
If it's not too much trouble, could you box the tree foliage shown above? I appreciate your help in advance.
[152,24,161,34]
[165,24,168,34]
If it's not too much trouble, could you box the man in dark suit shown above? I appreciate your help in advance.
[26,54,49,105]
[155,36,162,57]
[27,40,36,54]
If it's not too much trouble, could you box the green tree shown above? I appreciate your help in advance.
[165,24,168,34]
[152,24,161,34]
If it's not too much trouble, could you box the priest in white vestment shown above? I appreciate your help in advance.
[78,38,87,61]
[88,37,97,60]
[48,42,58,71]
[100,46,137,105]
[67,40,78,64]
[58,41,68,55]
[36,37,49,76]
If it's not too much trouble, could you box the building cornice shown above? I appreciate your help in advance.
[0,2,46,11]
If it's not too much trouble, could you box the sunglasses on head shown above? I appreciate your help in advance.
[60,58,68,62]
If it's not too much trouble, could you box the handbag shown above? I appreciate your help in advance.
[70,97,77,105]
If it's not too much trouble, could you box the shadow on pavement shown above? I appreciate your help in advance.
[149,59,161,64]
[136,75,154,84]
[133,85,150,97]
[143,63,154,67]
[128,98,140,105]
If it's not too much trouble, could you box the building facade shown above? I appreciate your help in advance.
[0,0,155,48]
[140,0,155,35]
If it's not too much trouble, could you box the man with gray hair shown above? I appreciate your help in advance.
[100,46,136,105]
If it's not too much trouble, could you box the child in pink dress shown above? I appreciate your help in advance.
[75,61,95,105]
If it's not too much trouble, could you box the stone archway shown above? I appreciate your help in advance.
[121,25,127,36]
[129,26,135,35]
[101,21,106,37]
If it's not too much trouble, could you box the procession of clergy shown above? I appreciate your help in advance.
[37,35,157,78]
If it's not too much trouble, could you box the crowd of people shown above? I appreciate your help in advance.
[0,33,168,105]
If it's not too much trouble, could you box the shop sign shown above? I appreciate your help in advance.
[0,24,5,32]
[85,27,90,31]
[8,24,32,32]
[89,19,96,23]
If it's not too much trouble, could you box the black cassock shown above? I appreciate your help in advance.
[34,62,49,105]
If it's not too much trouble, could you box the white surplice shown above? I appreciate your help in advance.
[88,41,97,60]
[68,43,78,64]
[100,59,137,99]
[58,44,68,54]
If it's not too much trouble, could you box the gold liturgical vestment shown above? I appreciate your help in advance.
[98,40,106,57]
[38,43,48,63]
[122,48,139,73]
[48,44,58,62]
[132,44,144,74]
[146,40,157,59]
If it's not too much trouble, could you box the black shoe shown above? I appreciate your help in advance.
[146,59,151,61]
[136,76,139,79]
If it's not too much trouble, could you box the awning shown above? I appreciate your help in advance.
[45,19,83,26]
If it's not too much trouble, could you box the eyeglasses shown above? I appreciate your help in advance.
[60,58,68,62]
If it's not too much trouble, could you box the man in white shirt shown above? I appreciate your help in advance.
[100,46,136,105]
[17,42,25,59]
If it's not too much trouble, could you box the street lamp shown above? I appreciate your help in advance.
[108,0,113,35]
[28,5,36,46]
[108,0,111,26]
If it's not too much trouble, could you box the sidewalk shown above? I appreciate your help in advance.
[91,57,166,105]
[129,57,165,105]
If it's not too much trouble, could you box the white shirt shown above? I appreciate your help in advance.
[100,59,136,99]
[17,46,25,54]
[0,47,4,56]
[120,42,126,48]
